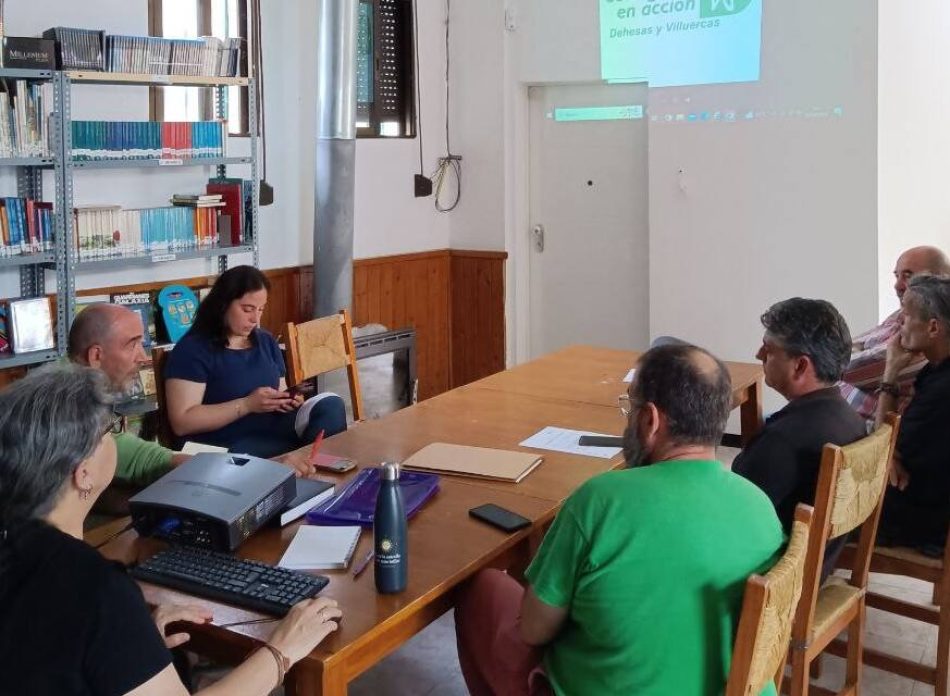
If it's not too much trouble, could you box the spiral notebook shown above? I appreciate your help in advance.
[278,525,362,570]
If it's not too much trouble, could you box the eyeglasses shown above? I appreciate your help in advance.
[102,413,124,437]
[618,394,632,418]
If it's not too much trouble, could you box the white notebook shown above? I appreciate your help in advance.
[278,525,362,570]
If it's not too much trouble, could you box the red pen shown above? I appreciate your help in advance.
[307,429,326,468]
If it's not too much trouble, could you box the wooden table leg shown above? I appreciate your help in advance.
[739,378,763,447]
[285,657,347,696]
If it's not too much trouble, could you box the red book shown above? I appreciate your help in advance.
[24,199,37,251]
[206,181,243,245]
[161,122,174,159]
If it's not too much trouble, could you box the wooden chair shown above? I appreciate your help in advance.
[829,487,950,693]
[786,413,900,695]
[283,309,364,421]
[727,504,815,696]
[150,345,175,448]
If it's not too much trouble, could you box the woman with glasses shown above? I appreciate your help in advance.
[0,363,342,696]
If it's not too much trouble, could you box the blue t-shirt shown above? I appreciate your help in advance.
[164,328,286,448]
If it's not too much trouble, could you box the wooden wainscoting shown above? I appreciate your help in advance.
[351,249,507,400]
[0,250,507,399]
[450,251,506,388]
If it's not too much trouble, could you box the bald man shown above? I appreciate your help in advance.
[68,304,187,487]
[839,246,950,421]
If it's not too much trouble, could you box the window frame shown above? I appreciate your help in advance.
[357,0,417,139]
[147,0,252,137]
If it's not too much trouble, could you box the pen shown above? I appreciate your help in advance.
[307,429,326,468]
[353,549,374,578]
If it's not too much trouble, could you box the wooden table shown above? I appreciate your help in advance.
[98,344,762,695]
[100,478,558,696]
[471,345,764,445]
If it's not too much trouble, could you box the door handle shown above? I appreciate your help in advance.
[532,224,545,252]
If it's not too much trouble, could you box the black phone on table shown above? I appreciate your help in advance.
[469,504,531,533]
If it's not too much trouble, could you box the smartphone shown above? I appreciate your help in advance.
[287,383,315,398]
[312,454,357,473]
[469,504,531,533]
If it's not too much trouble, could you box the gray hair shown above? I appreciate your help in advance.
[905,274,950,335]
[760,298,852,383]
[0,363,114,526]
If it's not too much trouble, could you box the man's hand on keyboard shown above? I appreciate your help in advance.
[152,603,214,648]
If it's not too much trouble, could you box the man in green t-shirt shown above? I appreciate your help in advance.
[68,304,187,489]
[455,344,785,696]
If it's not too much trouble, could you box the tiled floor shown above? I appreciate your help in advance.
[342,576,942,696]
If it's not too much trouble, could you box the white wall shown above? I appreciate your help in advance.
[444,1,882,400]
[877,1,950,320]
[446,0,505,251]
[0,0,451,299]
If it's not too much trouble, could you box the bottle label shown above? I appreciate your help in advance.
[377,537,402,566]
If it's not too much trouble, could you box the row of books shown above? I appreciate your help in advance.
[105,35,243,78]
[74,203,223,260]
[44,27,243,77]
[0,198,54,257]
[70,120,228,161]
[0,297,55,355]
[0,81,53,158]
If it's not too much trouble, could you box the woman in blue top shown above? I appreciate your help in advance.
[164,265,347,458]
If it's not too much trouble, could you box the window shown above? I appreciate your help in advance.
[357,0,416,138]
[148,0,251,136]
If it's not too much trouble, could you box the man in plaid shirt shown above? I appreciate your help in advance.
[839,246,950,421]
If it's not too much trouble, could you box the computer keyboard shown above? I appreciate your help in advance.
[131,546,329,616]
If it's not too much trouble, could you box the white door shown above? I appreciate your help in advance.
[528,83,649,358]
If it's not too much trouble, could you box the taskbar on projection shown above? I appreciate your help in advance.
[647,105,845,124]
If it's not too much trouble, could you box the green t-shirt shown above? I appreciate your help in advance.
[525,459,784,696]
[113,432,174,487]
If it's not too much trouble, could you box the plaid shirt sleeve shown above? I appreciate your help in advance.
[839,311,921,421]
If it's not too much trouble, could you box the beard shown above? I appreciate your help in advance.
[621,425,651,468]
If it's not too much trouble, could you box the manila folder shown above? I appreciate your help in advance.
[402,442,543,483]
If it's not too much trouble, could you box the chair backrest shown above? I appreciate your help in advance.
[284,309,364,421]
[791,413,901,642]
[150,345,175,448]
[726,504,814,696]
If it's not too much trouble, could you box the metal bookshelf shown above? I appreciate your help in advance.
[70,156,252,170]
[77,244,255,271]
[0,68,66,369]
[58,71,260,334]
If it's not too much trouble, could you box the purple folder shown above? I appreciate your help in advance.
[305,467,440,527]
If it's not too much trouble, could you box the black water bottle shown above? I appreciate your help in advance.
[374,462,407,593]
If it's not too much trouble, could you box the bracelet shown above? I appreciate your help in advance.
[260,643,290,686]
[877,381,901,398]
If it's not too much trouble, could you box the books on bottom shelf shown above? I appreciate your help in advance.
[111,291,156,348]
[0,296,54,354]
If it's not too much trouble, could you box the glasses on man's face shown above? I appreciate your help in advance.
[102,413,123,437]
[618,394,632,418]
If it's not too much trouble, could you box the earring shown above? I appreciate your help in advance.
[79,485,93,500]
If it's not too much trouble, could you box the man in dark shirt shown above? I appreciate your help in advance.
[876,274,950,550]
[733,298,867,577]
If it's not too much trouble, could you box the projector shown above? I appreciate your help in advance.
[129,452,296,551]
